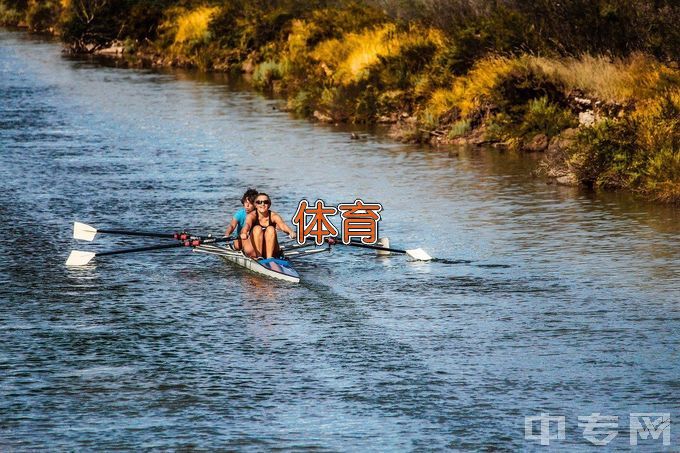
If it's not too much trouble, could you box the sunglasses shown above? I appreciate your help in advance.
[255,200,271,205]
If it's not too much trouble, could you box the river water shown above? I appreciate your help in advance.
[1,30,679,451]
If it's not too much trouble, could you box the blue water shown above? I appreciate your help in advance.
[1,30,679,451]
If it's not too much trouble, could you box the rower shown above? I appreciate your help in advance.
[225,188,258,257]
[240,192,295,259]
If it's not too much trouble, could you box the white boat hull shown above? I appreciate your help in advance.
[194,244,301,283]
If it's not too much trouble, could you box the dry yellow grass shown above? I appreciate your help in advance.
[311,24,445,86]
[425,53,680,123]
[426,56,517,119]
[173,6,219,45]
[526,53,679,102]
[312,24,396,84]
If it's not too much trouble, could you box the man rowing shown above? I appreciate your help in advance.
[225,188,258,257]
[240,192,295,259]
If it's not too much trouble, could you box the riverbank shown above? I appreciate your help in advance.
[2,0,678,203]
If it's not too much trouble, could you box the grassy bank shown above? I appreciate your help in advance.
[3,0,678,202]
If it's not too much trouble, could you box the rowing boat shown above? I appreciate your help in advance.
[67,222,433,282]
[194,242,329,283]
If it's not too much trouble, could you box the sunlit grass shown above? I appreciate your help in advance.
[426,56,516,119]
[312,24,395,84]
[527,53,680,103]
[426,53,680,122]
[311,24,445,86]
[173,6,219,46]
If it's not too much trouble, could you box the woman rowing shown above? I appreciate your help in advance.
[225,188,258,257]
[240,192,295,259]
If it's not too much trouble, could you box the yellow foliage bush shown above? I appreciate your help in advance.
[310,24,445,86]
[173,6,219,46]
[287,19,319,60]
[426,56,518,120]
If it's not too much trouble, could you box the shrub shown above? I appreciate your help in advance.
[354,84,379,121]
[252,59,287,90]
[208,2,241,48]
[305,2,386,39]
[519,97,577,138]
[26,0,60,32]
[288,89,319,117]
[373,34,440,89]
[645,148,680,202]
[124,0,173,42]
[569,119,639,188]
[318,86,348,119]
[237,7,294,55]
[311,24,396,86]
[0,0,25,26]
[377,89,408,113]
[447,119,471,138]
[311,24,445,88]
[635,90,680,201]
[425,88,460,121]
[485,112,515,142]
[290,3,386,50]
[426,7,542,75]
[566,87,680,199]
[173,6,218,47]
[424,56,518,120]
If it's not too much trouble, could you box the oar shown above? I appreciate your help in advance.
[328,237,433,261]
[73,221,189,242]
[66,236,234,266]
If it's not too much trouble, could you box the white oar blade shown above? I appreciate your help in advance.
[73,222,97,241]
[376,237,391,256]
[66,250,96,266]
[406,248,432,261]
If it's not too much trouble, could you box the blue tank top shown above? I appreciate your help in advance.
[234,207,247,235]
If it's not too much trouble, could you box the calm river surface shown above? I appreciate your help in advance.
[1,30,679,451]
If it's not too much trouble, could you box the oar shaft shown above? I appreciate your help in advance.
[345,241,407,254]
[97,228,179,239]
[325,237,432,260]
[96,242,184,257]
[95,236,233,257]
